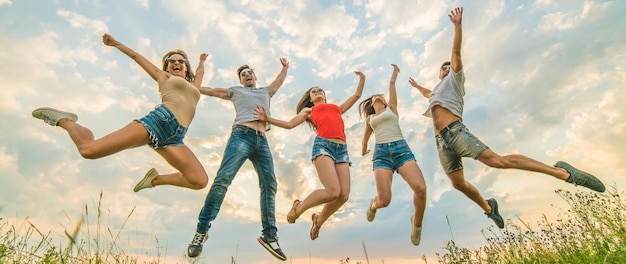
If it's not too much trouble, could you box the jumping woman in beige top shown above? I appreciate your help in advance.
[32,33,209,192]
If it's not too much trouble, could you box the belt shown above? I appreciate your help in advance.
[234,124,265,137]
[439,120,462,135]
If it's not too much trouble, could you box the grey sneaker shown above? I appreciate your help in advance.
[555,161,606,192]
[366,198,376,222]
[133,168,158,192]
[410,215,422,246]
[257,236,287,261]
[32,107,78,126]
[485,198,504,229]
[187,232,207,258]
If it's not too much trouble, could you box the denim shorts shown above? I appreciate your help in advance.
[373,139,416,172]
[435,121,488,174]
[136,104,188,149]
[311,136,351,165]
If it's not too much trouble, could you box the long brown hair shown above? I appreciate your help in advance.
[358,96,376,119]
[161,49,195,82]
[296,86,324,131]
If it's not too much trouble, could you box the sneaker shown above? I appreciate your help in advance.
[555,161,606,192]
[32,107,78,126]
[366,199,377,222]
[257,236,287,261]
[485,198,504,229]
[187,232,207,258]
[410,215,422,246]
[133,168,158,192]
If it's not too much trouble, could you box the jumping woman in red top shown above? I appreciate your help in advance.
[255,71,365,240]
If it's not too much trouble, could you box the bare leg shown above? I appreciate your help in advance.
[152,145,209,190]
[447,169,490,213]
[316,162,351,227]
[293,156,343,215]
[371,168,394,211]
[477,149,569,180]
[397,160,427,227]
[57,119,150,159]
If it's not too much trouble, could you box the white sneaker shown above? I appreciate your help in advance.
[134,168,158,192]
[410,215,422,246]
[32,107,78,126]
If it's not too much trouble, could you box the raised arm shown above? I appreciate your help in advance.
[449,7,464,72]
[254,106,309,129]
[388,64,400,115]
[102,33,168,83]
[198,85,229,99]
[338,71,365,113]
[409,77,432,99]
[361,116,374,156]
[268,57,290,96]
[192,52,208,88]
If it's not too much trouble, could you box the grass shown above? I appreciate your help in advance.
[433,187,626,264]
[1,188,624,263]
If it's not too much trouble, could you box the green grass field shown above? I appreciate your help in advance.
[1,188,624,264]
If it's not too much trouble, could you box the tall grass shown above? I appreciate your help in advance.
[0,192,161,264]
[435,187,626,264]
[2,188,625,263]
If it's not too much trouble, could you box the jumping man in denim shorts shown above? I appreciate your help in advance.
[32,34,209,192]
[359,64,427,246]
[409,7,605,229]
[187,58,289,261]
[254,71,365,241]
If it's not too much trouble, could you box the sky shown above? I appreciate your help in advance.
[1,0,625,263]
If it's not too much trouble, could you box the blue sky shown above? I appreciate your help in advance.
[1,0,625,263]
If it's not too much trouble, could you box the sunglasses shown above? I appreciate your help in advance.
[240,70,255,77]
[441,65,451,71]
[166,58,187,64]
[310,88,324,94]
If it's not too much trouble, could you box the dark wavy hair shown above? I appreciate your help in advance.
[161,49,195,82]
[295,86,326,131]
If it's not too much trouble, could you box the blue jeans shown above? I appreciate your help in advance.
[311,136,351,165]
[135,104,187,148]
[372,139,416,172]
[196,125,278,237]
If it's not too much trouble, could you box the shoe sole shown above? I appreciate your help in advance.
[134,168,158,192]
[257,237,287,261]
[556,161,606,192]
[32,107,78,123]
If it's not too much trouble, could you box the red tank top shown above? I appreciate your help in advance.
[310,104,346,141]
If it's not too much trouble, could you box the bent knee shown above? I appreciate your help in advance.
[189,177,208,190]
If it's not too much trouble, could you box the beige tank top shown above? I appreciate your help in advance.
[159,76,200,127]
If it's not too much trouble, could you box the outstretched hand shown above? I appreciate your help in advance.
[448,7,463,25]
[408,77,420,88]
[199,52,209,62]
[102,33,119,47]
[280,57,289,68]
[254,106,268,121]
[391,64,400,73]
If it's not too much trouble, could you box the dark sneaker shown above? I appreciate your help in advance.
[187,232,207,258]
[555,161,606,192]
[257,236,287,261]
[32,107,78,126]
[366,198,376,222]
[485,198,504,229]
